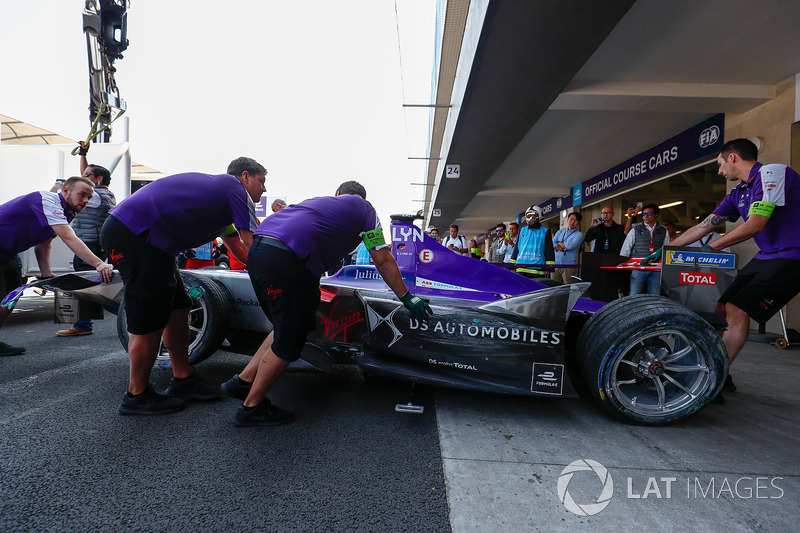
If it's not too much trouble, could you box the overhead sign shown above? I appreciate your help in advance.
[538,192,573,220]
[445,164,461,178]
[579,114,725,204]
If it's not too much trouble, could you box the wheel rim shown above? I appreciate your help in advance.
[154,287,208,368]
[608,328,716,417]
[186,287,209,353]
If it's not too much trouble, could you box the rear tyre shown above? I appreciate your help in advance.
[116,271,233,365]
[576,295,727,425]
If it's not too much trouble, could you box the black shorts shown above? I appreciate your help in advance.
[248,236,320,362]
[719,258,800,324]
[100,216,192,335]
[0,256,23,300]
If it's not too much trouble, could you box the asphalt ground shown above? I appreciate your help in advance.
[2,294,799,532]
[0,294,450,532]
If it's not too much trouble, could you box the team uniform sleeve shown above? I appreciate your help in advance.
[40,192,69,226]
[748,163,786,218]
[230,189,254,232]
[360,206,390,251]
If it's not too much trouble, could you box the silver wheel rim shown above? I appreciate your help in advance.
[608,328,716,417]
[154,288,208,367]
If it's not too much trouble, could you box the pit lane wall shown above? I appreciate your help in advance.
[0,142,131,276]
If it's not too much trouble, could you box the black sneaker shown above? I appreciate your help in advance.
[164,371,222,401]
[119,386,185,415]
[221,374,252,401]
[0,341,25,357]
[234,399,294,427]
[722,374,737,392]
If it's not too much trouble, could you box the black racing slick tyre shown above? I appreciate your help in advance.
[116,271,233,365]
[576,295,727,425]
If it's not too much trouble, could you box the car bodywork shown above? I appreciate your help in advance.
[3,215,726,425]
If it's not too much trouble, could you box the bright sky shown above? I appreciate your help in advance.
[0,0,437,228]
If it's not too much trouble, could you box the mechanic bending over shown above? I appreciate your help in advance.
[222,181,433,427]
[101,156,266,415]
[0,177,115,357]
[642,138,800,392]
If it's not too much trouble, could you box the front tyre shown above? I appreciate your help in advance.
[576,295,727,425]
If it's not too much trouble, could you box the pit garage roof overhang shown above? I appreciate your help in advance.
[424,0,800,236]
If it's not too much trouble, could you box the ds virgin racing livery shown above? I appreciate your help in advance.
[4,215,727,425]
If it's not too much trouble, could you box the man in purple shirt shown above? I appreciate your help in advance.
[100,156,266,415]
[0,177,114,356]
[643,138,800,377]
[221,181,433,426]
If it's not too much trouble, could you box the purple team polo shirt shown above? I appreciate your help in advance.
[713,162,800,260]
[255,194,384,277]
[0,191,74,261]
[109,173,253,257]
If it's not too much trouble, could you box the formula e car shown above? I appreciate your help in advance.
[3,215,727,425]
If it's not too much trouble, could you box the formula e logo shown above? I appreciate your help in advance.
[557,459,614,516]
[698,125,720,148]
[365,304,403,347]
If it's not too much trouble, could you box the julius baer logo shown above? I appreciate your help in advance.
[557,459,784,516]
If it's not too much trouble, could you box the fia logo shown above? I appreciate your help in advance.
[698,125,720,148]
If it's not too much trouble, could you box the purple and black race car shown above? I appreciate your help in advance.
[4,215,727,425]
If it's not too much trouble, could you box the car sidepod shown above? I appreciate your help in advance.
[354,283,591,398]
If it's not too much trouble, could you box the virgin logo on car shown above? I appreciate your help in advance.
[679,272,716,286]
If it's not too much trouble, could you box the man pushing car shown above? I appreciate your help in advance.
[101,157,266,415]
[221,181,433,426]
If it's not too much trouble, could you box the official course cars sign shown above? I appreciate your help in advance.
[664,250,736,269]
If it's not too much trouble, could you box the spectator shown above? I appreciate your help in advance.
[0,177,114,356]
[271,199,287,213]
[441,224,469,256]
[499,222,520,264]
[665,222,678,241]
[621,203,669,294]
[469,239,481,259]
[552,212,584,284]
[52,144,117,337]
[584,206,625,254]
[488,223,507,264]
[428,227,440,242]
[100,157,265,415]
[221,181,432,426]
[511,205,554,278]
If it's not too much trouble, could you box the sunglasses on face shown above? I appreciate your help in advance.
[642,211,655,216]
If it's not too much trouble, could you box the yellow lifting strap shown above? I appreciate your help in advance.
[70,103,126,156]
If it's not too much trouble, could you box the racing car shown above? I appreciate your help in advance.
[4,215,727,425]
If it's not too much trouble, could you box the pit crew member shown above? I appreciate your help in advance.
[222,181,433,426]
[100,157,266,415]
[643,138,800,373]
[0,177,113,356]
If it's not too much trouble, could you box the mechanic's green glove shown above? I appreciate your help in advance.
[640,247,663,265]
[400,291,433,321]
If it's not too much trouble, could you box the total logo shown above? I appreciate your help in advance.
[679,271,716,286]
